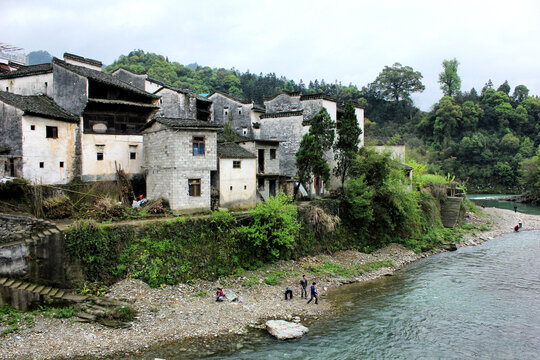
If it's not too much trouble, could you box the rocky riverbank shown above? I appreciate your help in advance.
[1,207,539,360]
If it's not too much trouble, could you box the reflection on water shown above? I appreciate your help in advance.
[127,231,540,360]
[467,194,540,215]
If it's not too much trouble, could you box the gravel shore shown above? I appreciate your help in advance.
[1,207,538,359]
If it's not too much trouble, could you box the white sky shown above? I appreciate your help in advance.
[2,0,539,110]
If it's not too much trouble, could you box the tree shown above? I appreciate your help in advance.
[372,63,425,103]
[497,80,511,95]
[334,101,363,186]
[520,146,540,203]
[511,85,529,105]
[433,97,462,145]
[309,108,335,151]
[438,58,461,97]
[295,108,335,196]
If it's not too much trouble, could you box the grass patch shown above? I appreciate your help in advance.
[306,260,393,277]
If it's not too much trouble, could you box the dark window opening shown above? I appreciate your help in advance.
[46,126,58,139]
[196,99,211,121]
[193,136,205,155]
[233,160,241,168]
[244,185,247,190]
[269,179,276,197]
[230,186,233,191]
[97,152,104,161]
[39,162,44,168]
[270,149,276,159]
[258,149,265,173]
[30,125,35,130]
[258,178,265,190]
[189,179,201,196]
[59,161,64,168]
[130,152,136,160]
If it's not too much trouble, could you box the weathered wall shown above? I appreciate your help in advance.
[52,63,88,115]
[264,93,301,113]
[0,214,70,288]
[0,101,23,156]
[154,88,189,118]
[259,114,307,177]
[81,133,143,181]
[218,158,257,209]
[21,115,77,184]
[111,68,146,90]
[208,93,253,136]
[373,145,405,163]
[0,73,54,97]
[144,124,217,211]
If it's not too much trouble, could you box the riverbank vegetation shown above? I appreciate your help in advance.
[64,147,474,290]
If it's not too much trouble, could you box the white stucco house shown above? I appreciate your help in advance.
[0,91,79,184]
[217,142,257,209]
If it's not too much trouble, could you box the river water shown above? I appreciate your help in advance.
[132,230,540,360]
[467,194,540,215]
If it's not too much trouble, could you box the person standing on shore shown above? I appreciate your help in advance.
[518,218,523,229]
[300,275,308,299]
[307,282,318,304]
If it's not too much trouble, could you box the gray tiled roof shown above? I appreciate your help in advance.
[218,142,257,159]
[142,116,222,131]
[63,53,103,68]
[0,63,53,79]
[52,58,159,99]
[0,91,78,122]
[260,110,303,119]
[208,91,252,104]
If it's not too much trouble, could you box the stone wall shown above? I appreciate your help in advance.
[209,93,253,137]
[0,214,76,288]
[144,124,218,211]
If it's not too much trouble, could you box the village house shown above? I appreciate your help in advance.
[216,142,257,209]
[0,91,79,183]
[0,53,160,183]
[208,91,365,196]
[141,117,221,212]
[111,67,213,122]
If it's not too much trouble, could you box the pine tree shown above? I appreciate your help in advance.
[334,101,362,186]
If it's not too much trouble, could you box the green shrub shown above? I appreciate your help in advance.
[240,193,301,261]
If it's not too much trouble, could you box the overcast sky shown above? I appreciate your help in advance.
[2,0,539,110]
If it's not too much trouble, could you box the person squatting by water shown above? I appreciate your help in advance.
[216,287,224,302]
[300,274,308,299]
[307,282,318,304]
[518,218,523,229]
[284,286,293,300]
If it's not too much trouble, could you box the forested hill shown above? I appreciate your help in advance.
[103,50,364,106]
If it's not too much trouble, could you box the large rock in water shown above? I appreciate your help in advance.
[266,320,309,340]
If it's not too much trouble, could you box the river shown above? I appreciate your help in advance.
[467,194,540,215]
[212,230,540,359]
[129,229,540,360]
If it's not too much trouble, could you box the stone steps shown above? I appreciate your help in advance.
[441,197,464,228]
[0,276,88,311]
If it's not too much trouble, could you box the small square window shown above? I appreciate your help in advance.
[130,152,136,160]
[59,161,64,168]
[97,152,104,161]
[242,128,248,135]
[230,186,233,191]
[30,125,35,130]
[193,136,205,156]
[244,185,247,190]
[233,160,241,168]
[270,149,276,159]
[188,179,201,197]
[39,162,44,168]
[46,126,58,139]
